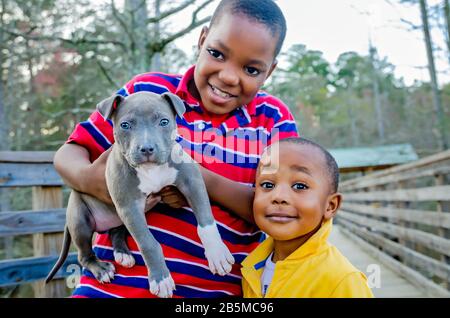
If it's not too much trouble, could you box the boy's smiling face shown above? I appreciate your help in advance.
[192,13,278,115]
[254,142,341,255]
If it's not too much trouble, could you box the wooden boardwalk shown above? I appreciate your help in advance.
[329,225,428,298]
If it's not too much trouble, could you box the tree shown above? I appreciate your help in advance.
[397,0,449,150]
[443,0,450,64]
[419,0,448,149]
[0,0,214,151]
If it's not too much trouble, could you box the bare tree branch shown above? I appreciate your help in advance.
[154,0,214,51]
[400,17,422,30]
[147,0,196,24]
[161,16,210,47]
[111,0,136,44]
[1,26,127,50]
[95,57,121,88]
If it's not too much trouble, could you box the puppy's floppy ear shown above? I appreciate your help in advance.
[96,94,125,121]
[161,92,186,119]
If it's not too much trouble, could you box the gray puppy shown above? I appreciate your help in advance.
[46,91,234,298]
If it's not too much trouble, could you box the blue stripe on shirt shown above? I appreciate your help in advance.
[151,205,263,246]
[134,82,169,94]
[80,121,111,150]
[177,137,260,169]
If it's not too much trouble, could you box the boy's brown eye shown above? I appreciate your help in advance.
[245,66,260,76]
[292,183,308,190]
[260,182,274,189]
[207,48,224,60]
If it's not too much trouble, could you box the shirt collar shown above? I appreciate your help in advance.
[175,65,201,111]
[175,65,256,125]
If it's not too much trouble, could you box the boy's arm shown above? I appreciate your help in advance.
[200,167,255,224]
[54,143,113,205]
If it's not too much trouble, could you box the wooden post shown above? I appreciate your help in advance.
[435,174,450,289]
[32,186,67,298]
[396,181,408,264]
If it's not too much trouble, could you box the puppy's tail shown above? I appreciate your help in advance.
[45,226,71,284]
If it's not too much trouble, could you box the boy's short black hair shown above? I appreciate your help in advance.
[278,137,340,193]
[209,0,287,57]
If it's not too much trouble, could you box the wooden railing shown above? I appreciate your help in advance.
[337,149,450,297]
[0,151,78,298]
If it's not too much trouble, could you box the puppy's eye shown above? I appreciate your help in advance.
[292,183,308,190]
[120,122,131,130]
[260,182,274,189]
[160,118,170,126]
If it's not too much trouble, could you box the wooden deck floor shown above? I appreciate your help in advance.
[329,225,429,298]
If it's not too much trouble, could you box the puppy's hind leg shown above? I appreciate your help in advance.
[110,225,135,268]
[67,192,115,283]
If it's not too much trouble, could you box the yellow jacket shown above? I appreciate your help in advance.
[241,220,374,298]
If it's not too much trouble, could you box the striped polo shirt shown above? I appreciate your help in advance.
[68,65,299,298]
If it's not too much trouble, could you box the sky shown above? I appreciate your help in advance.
[172,0,450,86]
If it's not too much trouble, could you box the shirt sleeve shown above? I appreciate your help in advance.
[66,110,114,162]
[329,272,375,298]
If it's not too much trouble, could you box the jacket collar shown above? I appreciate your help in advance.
[242,219,333,270]
[241,220,333,297]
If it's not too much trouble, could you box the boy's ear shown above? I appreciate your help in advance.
[198,26,209,50]
[162,92,186,119]
[324,193,342,221]
[265,59,278,81]
[97,94,125,121]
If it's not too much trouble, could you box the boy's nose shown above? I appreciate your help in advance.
[218,68,239,86]
[271,184,290,205]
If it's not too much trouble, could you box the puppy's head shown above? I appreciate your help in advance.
[97,91,185,167]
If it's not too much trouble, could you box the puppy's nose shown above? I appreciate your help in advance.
[139,145,155,155]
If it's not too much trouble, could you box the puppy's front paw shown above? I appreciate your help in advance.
[149,276,176,298]
[114,251,135,268]
[205,242,235,276]
[198,223,235,276]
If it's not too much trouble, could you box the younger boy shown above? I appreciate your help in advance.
[241,137,374,298]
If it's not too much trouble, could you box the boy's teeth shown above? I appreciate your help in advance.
[212,85,231,98]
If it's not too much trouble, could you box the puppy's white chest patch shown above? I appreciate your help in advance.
[135,163,178,195]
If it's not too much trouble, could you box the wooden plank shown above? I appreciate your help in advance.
[340,149,450,188]
[338,218,450,282]
[343,185,450,202]
[338,211,450,257]
[32,186,66,298]
[0,253,78,287]
[341,165,450,192]
[0,209,66,237]
[330,225,429,297]
[338,226,450,297]
[0,151,55,163]
[341,202,450,229]
[0,163,63,187]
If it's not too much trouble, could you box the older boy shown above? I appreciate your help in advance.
[54,0,298,297]
[242,137,374,298]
